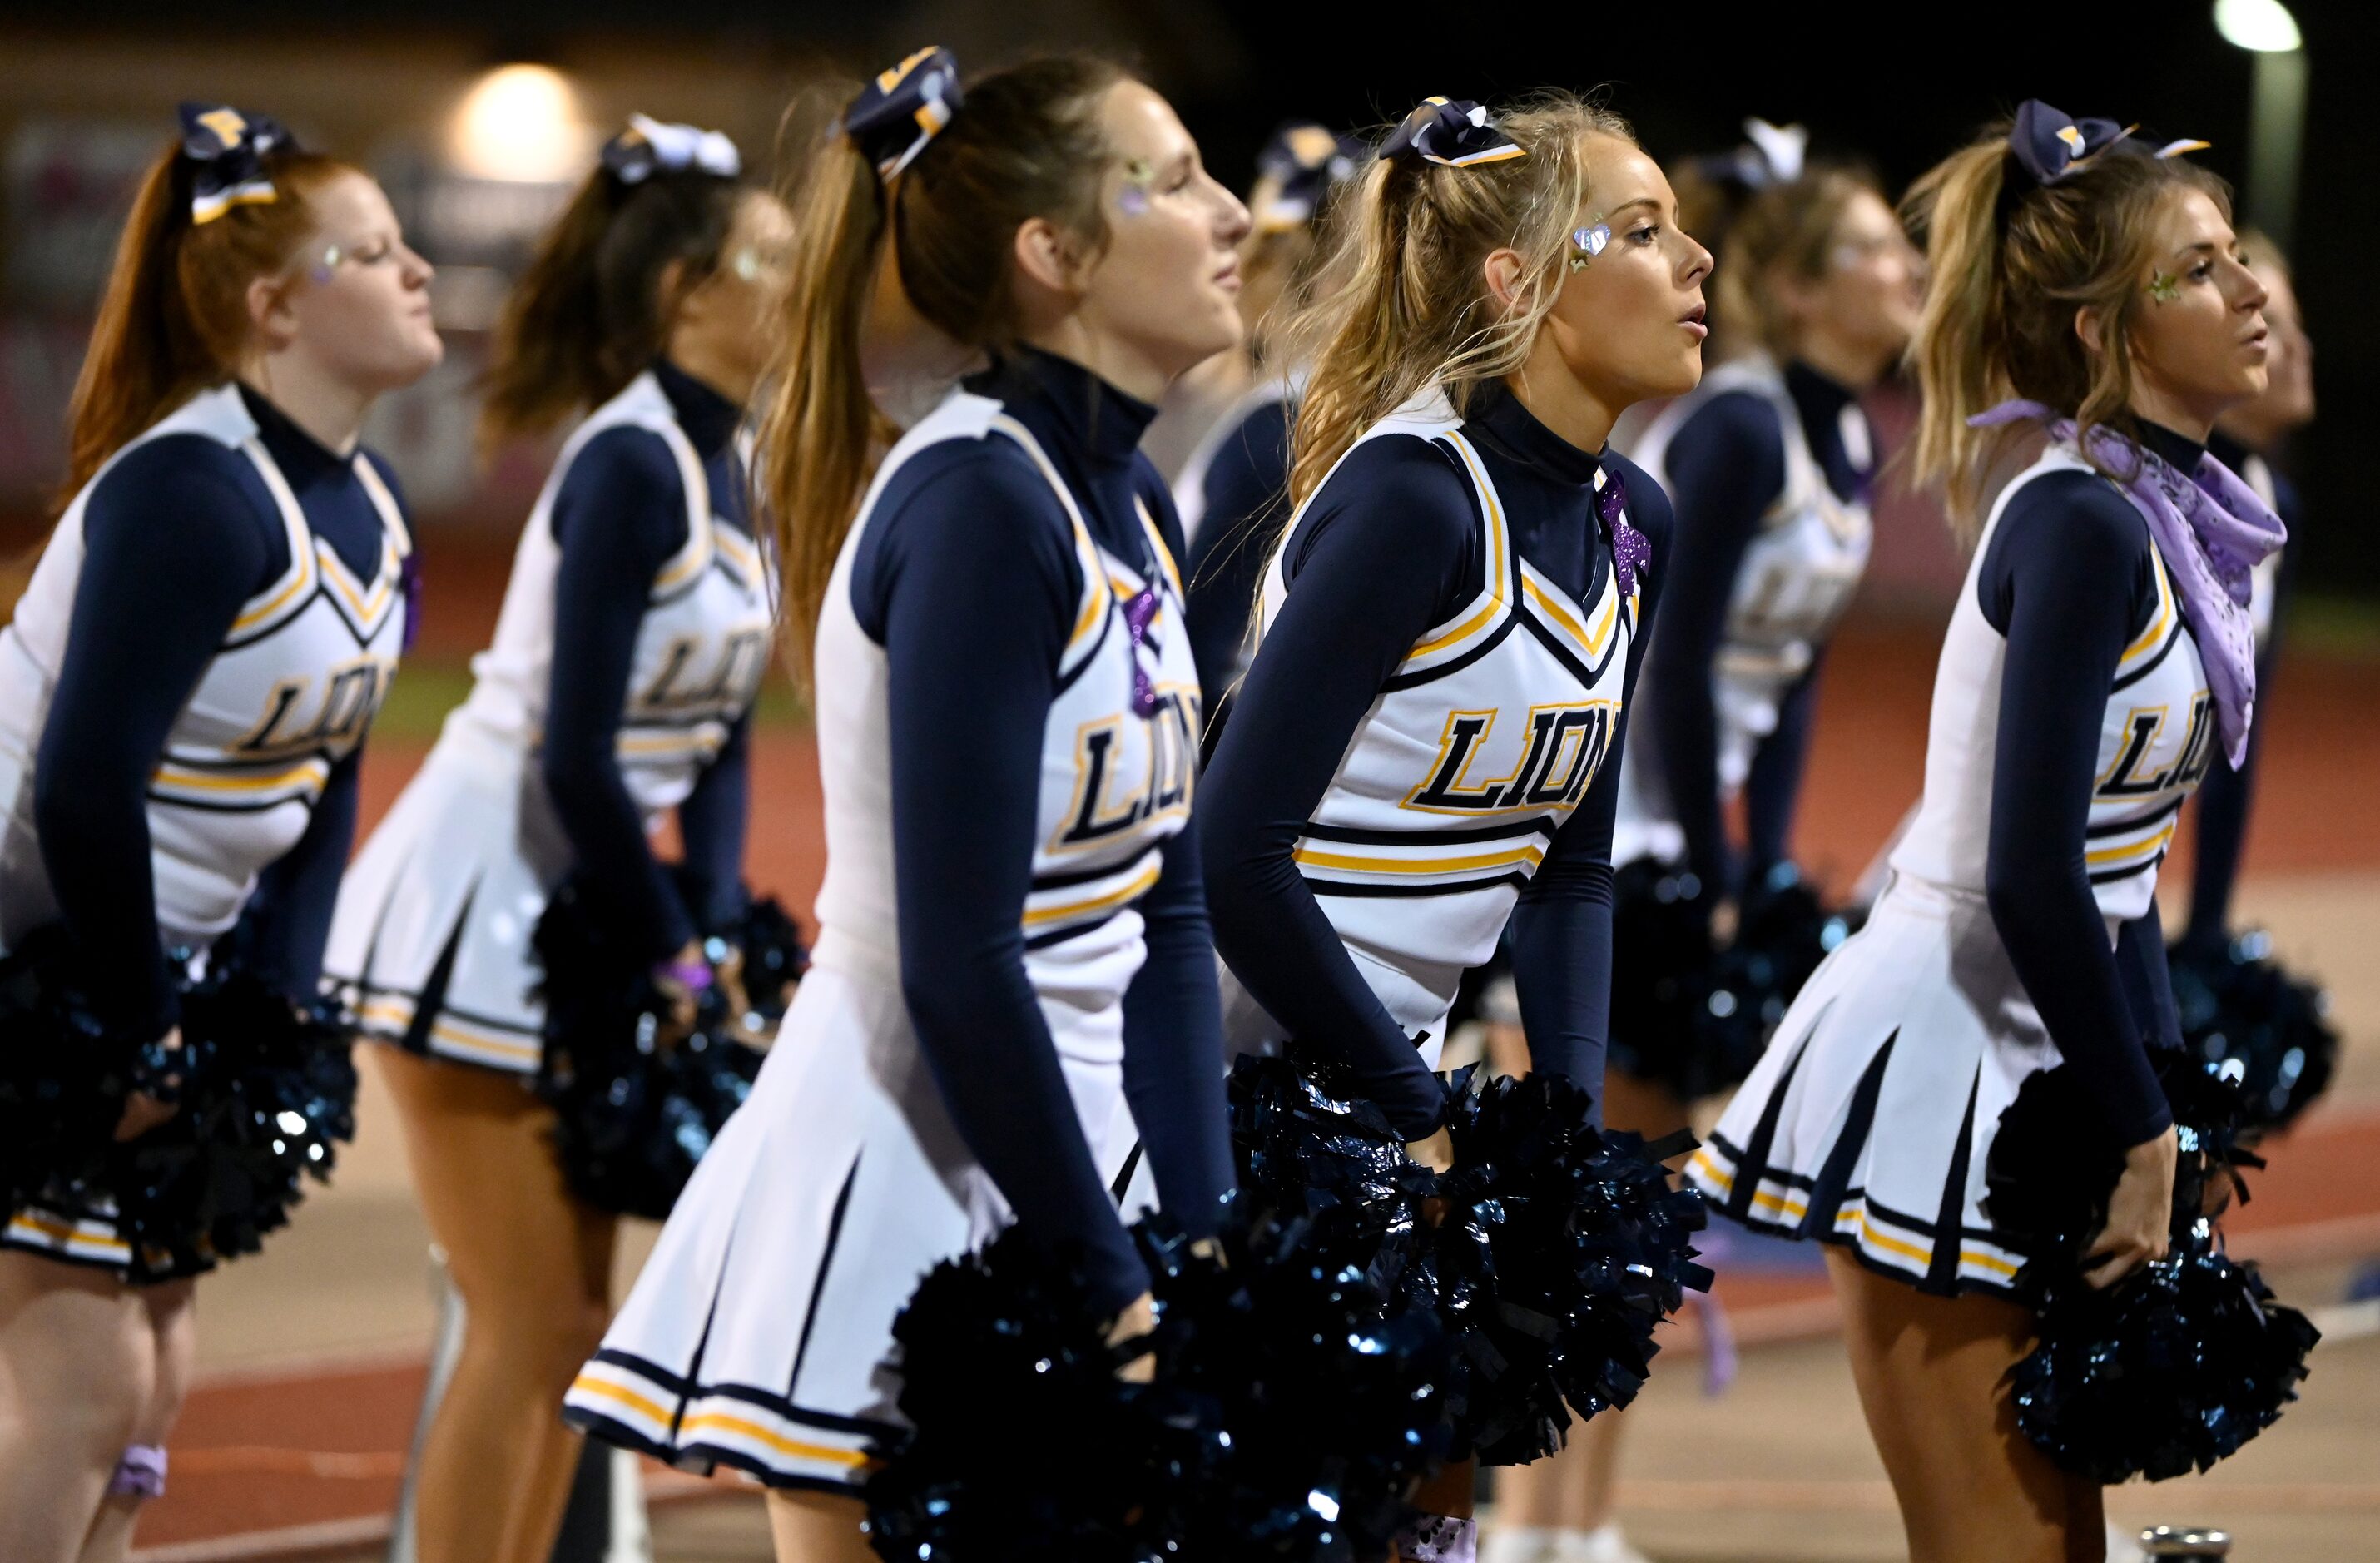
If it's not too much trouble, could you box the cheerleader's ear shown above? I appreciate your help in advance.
[1481,246,1530,313]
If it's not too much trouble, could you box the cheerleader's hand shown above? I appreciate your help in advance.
[712,944,769,1046]
[650,943,712,1045]
[114,1028,185,1141]
[1405,1125,1455,1175]
[2082,1124,2179,1289]
[1107,1289,1158,1383]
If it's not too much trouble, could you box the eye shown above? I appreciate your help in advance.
[1628,222,1660,246]
[2189,260,2214,282]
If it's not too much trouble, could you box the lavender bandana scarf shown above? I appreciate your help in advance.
[1971,400,2287,769]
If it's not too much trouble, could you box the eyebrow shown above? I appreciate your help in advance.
[1603,197,1662,221]
[2170,240,2226,259]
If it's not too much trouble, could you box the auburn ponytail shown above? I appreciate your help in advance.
[62,136,349,506]
[761,54,1129,687]
[759,129,889,685]
[479,154,745,451]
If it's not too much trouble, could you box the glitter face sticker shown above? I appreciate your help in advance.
[1568,220,1609,273]
[2148,270,2181,305]
[307,243,343,284]
[1118,156,1154,215]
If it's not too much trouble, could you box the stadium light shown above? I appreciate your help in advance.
[2214,0,2302,52]
[2215,0,2306,251]
[449,63,593,183]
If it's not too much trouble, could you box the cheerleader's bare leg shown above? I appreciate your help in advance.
[378,1049,617,1563]
[1825,1249,2101,1563]
[73,1277,194,1563]
[765,1489,876,1563]
[0,1254,159,1562]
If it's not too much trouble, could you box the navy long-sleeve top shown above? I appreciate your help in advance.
[1182,392,1294,717]
[847,345,1233,1313]
[538,359,753,963]
[1977,420,2205,1146]
[1202,382,1673,1138]
[34,385,400,1040]
[1646,360,1867,893]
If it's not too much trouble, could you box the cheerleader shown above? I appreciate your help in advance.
[2180,230,2311,955]
[0,106,436,1561]
[1490,137,1924,1563]
[561,52,1246,1561]
[1683,103,2281,1561]
[1201,94,1708,1556]
[1174,120,1358,715]
[320,117,786,1563]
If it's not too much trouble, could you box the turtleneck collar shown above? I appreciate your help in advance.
[236,381,350,485]
[2205,428,2255,474]
[2135,417,2208,474]
[653,358,743,461]
[974,344,1158,473]
[1465,378,1605,488]
[1784,358,1858,432]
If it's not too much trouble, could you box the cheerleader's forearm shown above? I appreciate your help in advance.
[1118,817,1233,1235]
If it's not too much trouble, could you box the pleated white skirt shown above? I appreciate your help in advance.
[564,931,1127,1491]
[1681,872,2061,1297]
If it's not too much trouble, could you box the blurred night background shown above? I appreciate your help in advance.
[7,7,2379,1556]
[0,2,2373,610]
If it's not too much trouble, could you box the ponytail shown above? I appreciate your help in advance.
[479,152,745,450]
[761,54,1128,688]
[758,129,889,685]
[1279,93,1629,506]
[1905,116,2232,542]
[62,134,348,506]
[1903,141,2013,538]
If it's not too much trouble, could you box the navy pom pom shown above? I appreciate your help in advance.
[0,927,131,1214]
[865,1226,1153,1562]
[2169,932,2338,1133]
[1987,1056,2316,1481]
[2012,1225,2318,1482]
[107,961,357,1278]
[533,876,803,1219]
[1,930,355,1282]
[1613,860,1857,1102]
[1435,1068,1710,1463]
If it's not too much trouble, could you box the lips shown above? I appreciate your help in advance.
[1681,301,1708,340]
[1214,258,1242,292]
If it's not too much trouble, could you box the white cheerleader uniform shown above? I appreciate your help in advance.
[1611,355,1872,865]
[1225,400,1644,1063]
[0,385,409,1268]
[563,385,1198,1490]
[324,371,772,1074]
[1684,444,2211,1294]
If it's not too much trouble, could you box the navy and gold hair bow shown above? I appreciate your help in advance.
[1381,97,1525,170]
[843,47,963,183]
[1252,121,1363,233]
[602,113,741,186]
[178,102,295,225]
[2006,99,2135,186]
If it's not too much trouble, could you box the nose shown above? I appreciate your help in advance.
[401,241,434,288]
[2234,259,2268,315]
[1214,176,1252,246]
[1682,233,1715,288]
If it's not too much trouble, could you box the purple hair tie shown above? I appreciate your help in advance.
[108,1445,168,1500]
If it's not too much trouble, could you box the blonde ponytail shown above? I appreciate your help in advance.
[1278,93,1630,506]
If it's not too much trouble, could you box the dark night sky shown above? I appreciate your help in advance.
[14,0,2378,588]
